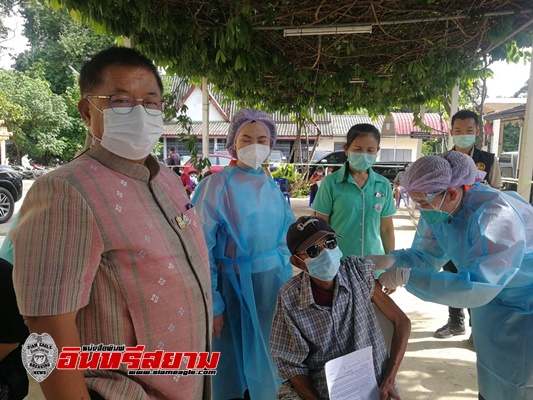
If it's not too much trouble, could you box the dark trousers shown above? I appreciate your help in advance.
[309,184,318,205]
[0,258,30,400]
[90,390,106,400]
[443,261,471,326]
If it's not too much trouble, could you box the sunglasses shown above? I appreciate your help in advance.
[300,237,338,259]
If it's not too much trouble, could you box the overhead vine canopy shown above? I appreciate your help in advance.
[50,0,533,114]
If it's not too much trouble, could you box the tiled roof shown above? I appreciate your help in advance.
[272,110,331,123]
[382,113,449,136]
[163,120,332,138]
[484,104,526,121]
[165,76,191,103]
[163,121,229,137]
[275,121,332,138]
[331,115,385,136]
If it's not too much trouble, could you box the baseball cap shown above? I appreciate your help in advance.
[286,216,339,255]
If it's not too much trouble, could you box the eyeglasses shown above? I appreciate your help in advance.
[411,190,447,208]
[300,237,338,259]
[85,94,164,116]
[426,190,446,201]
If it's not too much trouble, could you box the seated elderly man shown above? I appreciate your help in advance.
[270,216,410,400]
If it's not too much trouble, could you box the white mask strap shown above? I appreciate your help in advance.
[89,129,102,147]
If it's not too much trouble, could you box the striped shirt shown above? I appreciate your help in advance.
[270,257,389,399]
[11,146,212,400]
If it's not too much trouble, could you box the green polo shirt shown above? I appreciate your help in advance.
[312,163,396,258]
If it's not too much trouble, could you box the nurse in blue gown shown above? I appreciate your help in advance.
[192,109,295,400]
[373,151,533,400]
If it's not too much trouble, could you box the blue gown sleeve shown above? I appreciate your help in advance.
[396,202,525,308]
[191,176,226,316]
[279,196,296,273]
[390,218,450,271]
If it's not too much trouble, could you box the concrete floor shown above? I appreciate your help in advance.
[9,193,478,399]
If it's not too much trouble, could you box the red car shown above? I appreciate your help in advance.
[183,154,233,178]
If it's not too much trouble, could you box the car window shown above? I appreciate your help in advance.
[310,151,330,163]
[270,151,283,161]
[218,157,231,166]
[320,151,346,164]
[208,156,218,165]
[332,152,347,163]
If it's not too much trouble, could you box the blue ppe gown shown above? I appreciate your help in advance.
[192,165,295,400]
[390,183,533,399]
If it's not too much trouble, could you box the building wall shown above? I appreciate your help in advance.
[183,87,227,122]
[302,136,430,162]
[310,137,345,152]
[380,136,422,161]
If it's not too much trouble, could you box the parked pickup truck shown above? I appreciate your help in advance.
[498,151,533,204]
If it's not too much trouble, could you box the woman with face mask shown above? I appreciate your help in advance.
[191,109,295,400]
[372,151,533,400]
[312,124,396,260]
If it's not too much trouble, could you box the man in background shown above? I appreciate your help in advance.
[20,153,32,170]
[167,146,181,166]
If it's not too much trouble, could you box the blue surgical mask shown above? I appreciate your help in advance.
[348,152,377,171]
[454,135,476,149]
[303,247,343,281]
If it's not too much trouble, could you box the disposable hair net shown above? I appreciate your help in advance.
[402,151,477,193]
[227,109,277,158]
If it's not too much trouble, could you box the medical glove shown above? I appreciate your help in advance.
[378,268,410,290]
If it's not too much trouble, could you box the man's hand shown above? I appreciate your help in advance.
[213,314,224,338]
[378,268,410,291]
[379,381,401,400]
[367,255,396,270]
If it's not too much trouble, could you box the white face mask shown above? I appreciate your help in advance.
[237,144,271,169]
[101,105,163,160]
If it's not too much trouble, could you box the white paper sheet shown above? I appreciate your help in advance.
[325,346,379,400]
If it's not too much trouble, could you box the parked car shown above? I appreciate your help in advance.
[0,167,24,223]
[183,154,233,178]
[498,151,518,179]
[268,150,287,171]
[308,150,331,163]
[311,150,347,174]
[499,151,533,204]
[309,150,406,183]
